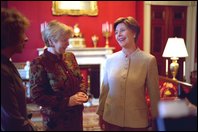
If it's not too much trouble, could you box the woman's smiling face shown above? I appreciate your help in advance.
[115,23,135,48]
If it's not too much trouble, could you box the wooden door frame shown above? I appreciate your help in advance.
[144,1,197,83]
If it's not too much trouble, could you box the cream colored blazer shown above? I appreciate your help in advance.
[97,48,160,128]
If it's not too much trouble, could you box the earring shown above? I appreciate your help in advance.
[133,35,136,38]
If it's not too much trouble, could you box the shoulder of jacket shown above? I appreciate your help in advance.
[31,54,47,66]
[138,50,155,59]
[108,51,122,60]
[1,63,10,75]
[64,51,75,58]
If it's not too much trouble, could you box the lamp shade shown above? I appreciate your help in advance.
[162,38,188,58]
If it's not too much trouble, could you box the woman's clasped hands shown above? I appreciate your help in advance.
[68,92,89,106]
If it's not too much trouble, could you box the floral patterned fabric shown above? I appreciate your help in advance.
[30,49,87,130]
[160,82,177,98]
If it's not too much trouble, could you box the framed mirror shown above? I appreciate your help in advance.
[52,1,98,16]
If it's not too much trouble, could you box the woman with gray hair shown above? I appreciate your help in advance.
[30,20,88,131]
[97,16,160,131]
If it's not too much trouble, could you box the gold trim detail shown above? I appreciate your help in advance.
[52,1,98,16]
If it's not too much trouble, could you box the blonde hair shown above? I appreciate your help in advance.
[42,20,73,47]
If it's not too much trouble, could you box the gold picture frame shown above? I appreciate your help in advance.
[52,1,98,16]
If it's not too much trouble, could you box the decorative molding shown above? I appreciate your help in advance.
[144,1,196,6]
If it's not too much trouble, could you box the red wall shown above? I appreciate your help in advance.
[8,1,144,62]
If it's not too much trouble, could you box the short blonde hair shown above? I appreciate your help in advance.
[42,20,73,47]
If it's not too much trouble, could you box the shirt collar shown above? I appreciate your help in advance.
[121,47,140,58]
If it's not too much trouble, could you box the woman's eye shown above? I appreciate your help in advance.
[115,29,125,35]
[120,29,125,32]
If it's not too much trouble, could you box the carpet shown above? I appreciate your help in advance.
[27,104,101,131]
[83,106,101,131]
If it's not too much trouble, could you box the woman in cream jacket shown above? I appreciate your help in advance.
[97,16,160,131]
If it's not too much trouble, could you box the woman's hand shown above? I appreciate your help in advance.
[68,92,88,106]
[77,92,89,103]
[28,119,38,131]
[99,115,105,130]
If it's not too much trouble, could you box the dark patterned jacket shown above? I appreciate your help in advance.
[30,49,87,130]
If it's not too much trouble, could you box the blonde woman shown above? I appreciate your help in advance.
[30,20,88,131]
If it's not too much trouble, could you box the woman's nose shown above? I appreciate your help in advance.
[116,31,122,37]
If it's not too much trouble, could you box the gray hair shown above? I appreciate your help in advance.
[42,20,73,47]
